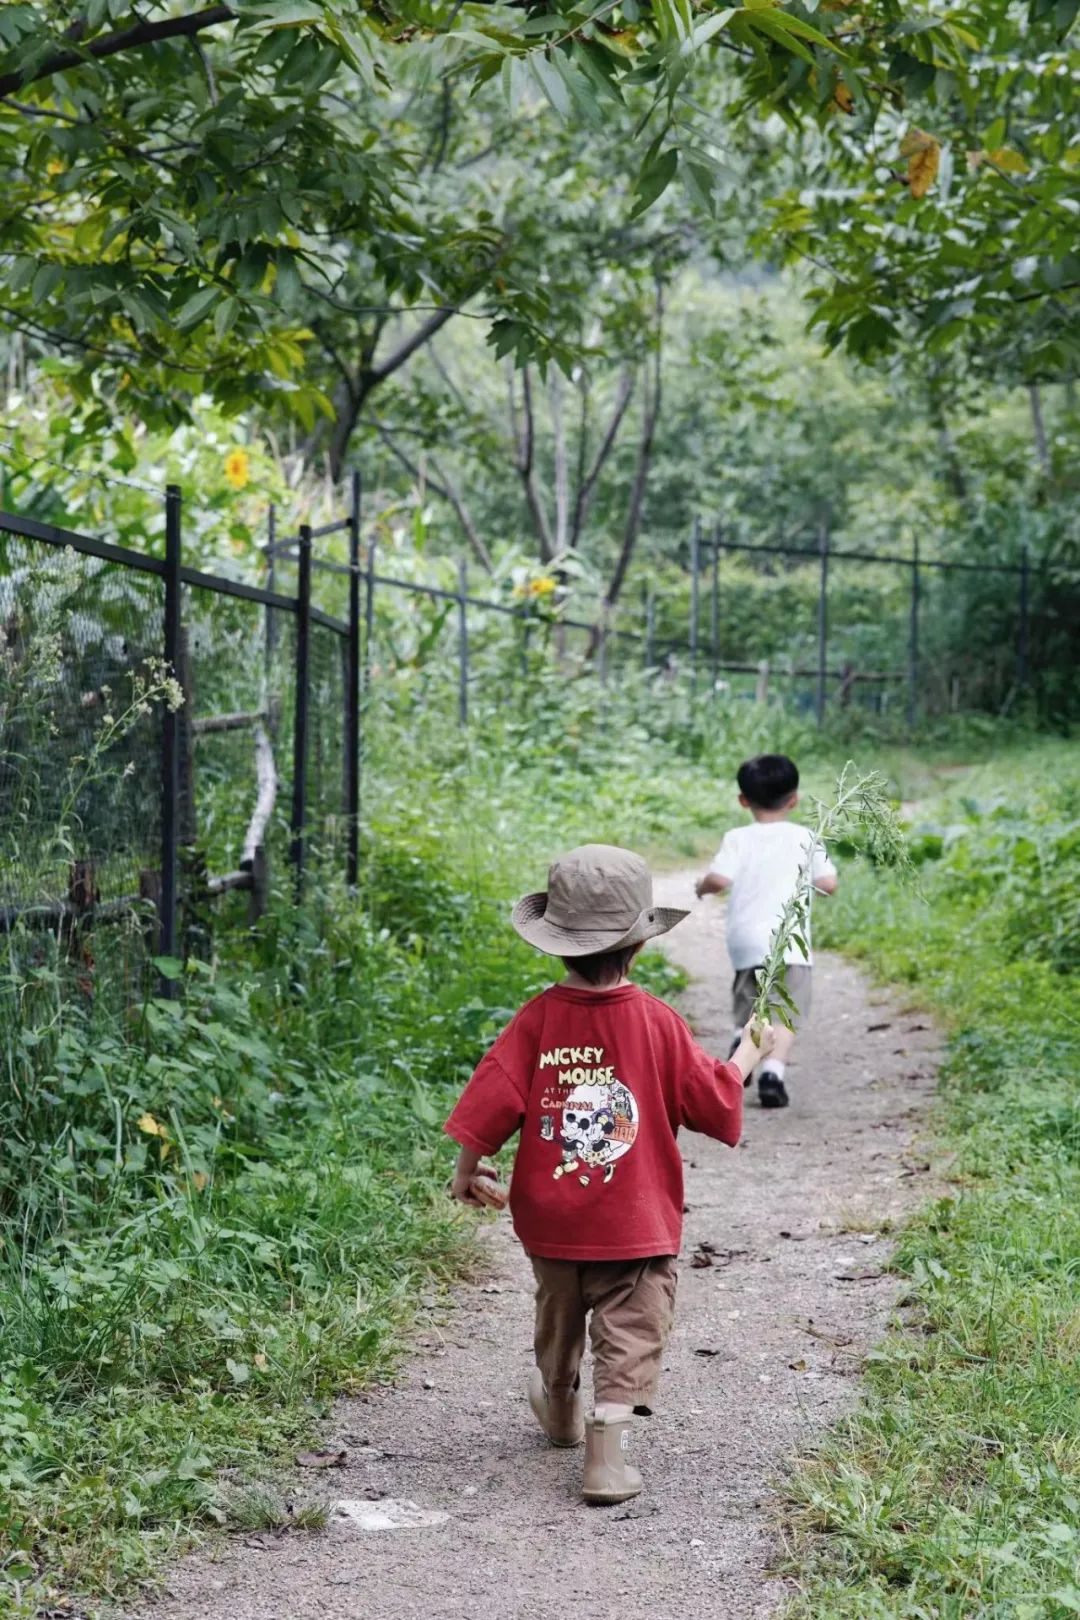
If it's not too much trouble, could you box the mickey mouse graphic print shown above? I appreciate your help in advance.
[445,982,743,1262]
[548,1076,639,1185]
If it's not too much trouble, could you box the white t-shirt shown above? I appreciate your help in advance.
[708,821,837,970]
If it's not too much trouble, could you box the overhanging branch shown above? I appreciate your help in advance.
[0,6,235,98]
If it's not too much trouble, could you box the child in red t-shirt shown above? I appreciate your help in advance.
[445,843,773,1506]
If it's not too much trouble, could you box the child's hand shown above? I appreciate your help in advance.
[729,1018,776,1083]
[749,1016,777,1058]
[450,1162,506,1208]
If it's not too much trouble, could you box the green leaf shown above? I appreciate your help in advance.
[630,146,679,217]
[681,6,735,54]
[173,285,220,332]
[153,956,185,981]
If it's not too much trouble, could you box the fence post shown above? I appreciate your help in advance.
[265,503,277,687]
[1017,541,1030,693]
[815,521,829,727]
[710,526,719,694]
[290,523,312,901]
[690,518,701,699]
[364,531,377,696]
[644,585,655,671]
[457,557,469,726]
[345,470,361,888]
[159,483,182,990]
[907,535,920,729]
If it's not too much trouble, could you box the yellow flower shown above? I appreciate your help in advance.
[137,1112,167,1137]
[528,576,556,598]
[224,448,250,490]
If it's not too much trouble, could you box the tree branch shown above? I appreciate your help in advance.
[512,365,554,564]
[601,286,664,618]
[0,6,235,98]
[570,367,634,547]
[551,370,569,555]
[370,305,459,386]
[370,419,494,574]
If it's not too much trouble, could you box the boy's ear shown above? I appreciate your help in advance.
[738,793,750,809]
[788,792,799,808]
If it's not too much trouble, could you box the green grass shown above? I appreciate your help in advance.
[0,674,750,1618]
[784,743,1080,1619]
[4,652,1068,1620]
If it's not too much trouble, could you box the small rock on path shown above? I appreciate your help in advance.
[132,870,939,1620]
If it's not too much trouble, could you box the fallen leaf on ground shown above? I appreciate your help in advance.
[296,1449,347,1469]
[789,1359,807,1371]
[867,1021,892,1032]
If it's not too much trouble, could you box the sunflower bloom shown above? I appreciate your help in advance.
[224,449,250,490]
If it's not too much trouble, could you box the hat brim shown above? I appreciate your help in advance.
[511,892,689,958]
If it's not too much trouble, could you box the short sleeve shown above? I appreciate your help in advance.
[709,829,740,882]
[678,1041,743,1146]
[445,1050,526,1156]
[809,837,837,882]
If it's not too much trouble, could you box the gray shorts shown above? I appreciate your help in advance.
[732,965,812,1031]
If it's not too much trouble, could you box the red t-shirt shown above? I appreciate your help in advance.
[444,982,743,1261]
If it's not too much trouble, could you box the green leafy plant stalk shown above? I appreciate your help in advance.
[753,762,914,1030]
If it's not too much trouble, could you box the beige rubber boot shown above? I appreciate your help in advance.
[527,1368,585,1448]
[582,1415,642,1505]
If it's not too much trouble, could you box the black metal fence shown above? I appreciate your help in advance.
[0,476,1037,991]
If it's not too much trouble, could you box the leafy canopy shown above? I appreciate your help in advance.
[1,0,987,425]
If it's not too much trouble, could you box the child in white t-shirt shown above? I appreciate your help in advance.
[695,754,838,1109]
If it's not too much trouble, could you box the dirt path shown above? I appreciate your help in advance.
[134,872,939,1620]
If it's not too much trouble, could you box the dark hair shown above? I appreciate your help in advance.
[737,753,799,811]
[562,945,640,986]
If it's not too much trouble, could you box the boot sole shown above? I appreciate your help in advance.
[583,1484,642,1505]
[528,1375,585,1447]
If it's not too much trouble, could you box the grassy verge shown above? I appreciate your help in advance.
[3,677,1055,1618]
[2,685,785,1618]
[786,741,1080,1618]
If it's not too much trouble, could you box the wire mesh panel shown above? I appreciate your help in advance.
[307,620,346,869]
[0,532,164,999]
[0,536,163,908]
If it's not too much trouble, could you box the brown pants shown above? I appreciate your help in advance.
[530,1255,678,1412]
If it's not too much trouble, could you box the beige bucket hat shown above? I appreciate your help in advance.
[512,844,688,959]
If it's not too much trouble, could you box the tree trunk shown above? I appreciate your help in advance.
[1029,383,1051,477]
[570,369,634,548]
[511,366,555,563]
[599,289,664,622]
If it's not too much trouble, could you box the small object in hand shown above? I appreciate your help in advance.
[470,1173,509,1211]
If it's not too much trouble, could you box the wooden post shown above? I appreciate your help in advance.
[68,858,98,1002]
[906,536,920,729]
[689,518,700,699]
[755,659,770,705]
[710,527,719,694]
[815,521,829,728]
[457,557,469,727]
[1017,542,1030,693]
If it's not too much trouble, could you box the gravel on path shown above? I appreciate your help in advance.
[131,870,939,1620]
